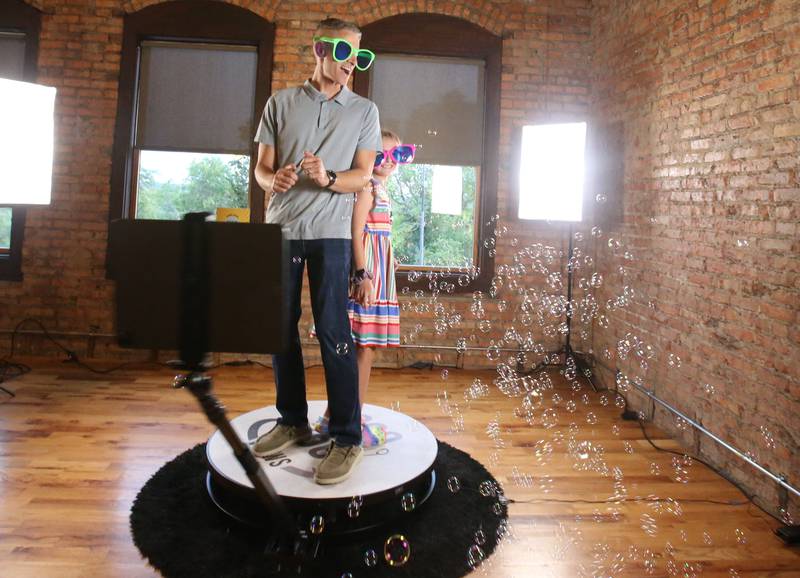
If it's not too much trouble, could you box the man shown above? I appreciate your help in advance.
[251,18,381,485]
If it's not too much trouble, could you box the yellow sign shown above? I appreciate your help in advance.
[215,208,250,223]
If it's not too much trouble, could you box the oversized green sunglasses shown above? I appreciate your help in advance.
[313,36,376,71]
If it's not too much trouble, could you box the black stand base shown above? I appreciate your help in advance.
[521,346,599,393]
[775,525,800,545]
[206,468,437,538]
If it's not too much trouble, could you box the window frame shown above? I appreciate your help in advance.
[387,164,482,273]
[109,1,274,230]
[353,13,501,293]
[0,0,41,282]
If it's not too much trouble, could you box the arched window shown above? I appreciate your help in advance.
[110,1,274,227]
[354,14,501,292]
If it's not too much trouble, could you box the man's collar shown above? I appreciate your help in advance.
[303,79,351,105]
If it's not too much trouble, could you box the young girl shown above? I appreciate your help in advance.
[315,129,414,446]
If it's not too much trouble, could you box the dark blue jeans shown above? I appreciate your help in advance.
[273,239,361,446]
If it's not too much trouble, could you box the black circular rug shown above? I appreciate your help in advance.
[131,441,508,578]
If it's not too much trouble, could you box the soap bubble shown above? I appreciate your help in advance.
[447,476,461,493]
[759,425,776,449]
[533,440,553,465]
[541,408,558,429]
[736,239,749,247]
[401,492,416,512]
[347,499,361,519]
[467,544,485,569]
[292,256,301,264]
[309,515,325,535]
[478,480,497,497]
[735,528,747,544]
[640,513,658,536]
[441,369,449,380]
[336,342,349,356]
[596,193,607,203]
[384,534,411,567]
[586,412,598,425]
[474,529,486,545]
[364,549,377,567]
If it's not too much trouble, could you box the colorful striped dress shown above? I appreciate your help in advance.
[348,181,400,348]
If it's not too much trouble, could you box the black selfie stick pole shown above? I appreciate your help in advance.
[173,213,316,572]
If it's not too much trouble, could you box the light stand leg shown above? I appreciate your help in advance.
[521,224,598,392]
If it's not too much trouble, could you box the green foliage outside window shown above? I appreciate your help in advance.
[132,154,477,271]
[136,155,249,220]
[387,164,477,269]
[0,208,11,250]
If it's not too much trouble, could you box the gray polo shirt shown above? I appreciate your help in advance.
[254,80,382,240]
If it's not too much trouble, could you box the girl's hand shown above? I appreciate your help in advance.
[355,279,374,308]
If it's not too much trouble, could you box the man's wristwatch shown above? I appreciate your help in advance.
[325,170,337,189]
[353,268,373,285]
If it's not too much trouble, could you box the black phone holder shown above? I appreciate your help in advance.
[109,213,320,574]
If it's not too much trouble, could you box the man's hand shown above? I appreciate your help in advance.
[271,164,299,194]
[301,151,329,188]
[354,278,374,308]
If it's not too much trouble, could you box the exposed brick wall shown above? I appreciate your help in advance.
[589,0,799,518]
[5,0,794,519]
[1,0,592,370]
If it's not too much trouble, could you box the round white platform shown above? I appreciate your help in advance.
[206,401,438,500]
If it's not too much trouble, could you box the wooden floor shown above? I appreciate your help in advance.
[0,359,797,577]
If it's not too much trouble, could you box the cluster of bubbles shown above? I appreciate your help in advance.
[310,202,789,575]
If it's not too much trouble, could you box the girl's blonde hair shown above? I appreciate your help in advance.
[381,129,401,144]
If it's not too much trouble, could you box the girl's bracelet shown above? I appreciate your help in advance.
[352,268,374,285]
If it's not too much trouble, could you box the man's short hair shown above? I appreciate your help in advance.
[315,18,362,36]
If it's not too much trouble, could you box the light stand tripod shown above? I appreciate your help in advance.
[524,223,598,391]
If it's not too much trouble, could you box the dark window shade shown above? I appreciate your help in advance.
[0,31,25,80]
[369,55,485,167]
[136,41,257,154]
